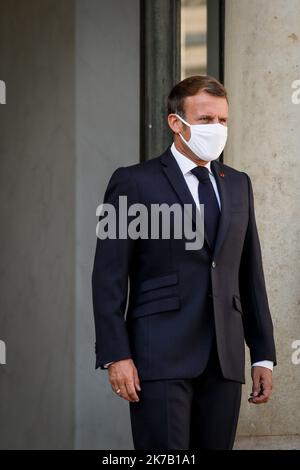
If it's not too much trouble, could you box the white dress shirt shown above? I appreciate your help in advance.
[102,145,273,371]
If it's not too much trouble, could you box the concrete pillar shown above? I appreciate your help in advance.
[0,0,139,449]
[224,0,300,449]
[0,0,75,449]
[141,0,181,161]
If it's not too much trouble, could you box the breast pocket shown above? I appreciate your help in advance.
[129,272,180,320]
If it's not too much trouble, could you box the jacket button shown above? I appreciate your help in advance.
[212,260,216,268]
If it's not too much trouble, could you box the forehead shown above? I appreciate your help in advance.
[184,91,228,115]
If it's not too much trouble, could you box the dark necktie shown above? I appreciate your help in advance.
[191,166,220,249]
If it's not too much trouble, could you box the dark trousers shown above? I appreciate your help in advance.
[129,342,242,450]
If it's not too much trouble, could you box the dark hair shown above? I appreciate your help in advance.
[167,75,228,117]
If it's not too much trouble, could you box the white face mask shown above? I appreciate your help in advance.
[175,114,228,162]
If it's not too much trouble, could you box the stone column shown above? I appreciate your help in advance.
[225,0,300,449]
[140,0,181,161]
[0,0,140,449]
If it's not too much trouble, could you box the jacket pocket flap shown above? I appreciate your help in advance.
[233,295,243,314]
[130,296,180,319]
[139,272,178,293]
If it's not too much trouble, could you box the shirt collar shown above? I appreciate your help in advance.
[170,142,212,176]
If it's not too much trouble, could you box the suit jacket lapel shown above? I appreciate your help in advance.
[211,160,232,258]
[160,148,211,249]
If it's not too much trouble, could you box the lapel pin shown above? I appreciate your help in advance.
[219,172,225,178]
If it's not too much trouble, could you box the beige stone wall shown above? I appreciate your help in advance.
[224,0,300,449]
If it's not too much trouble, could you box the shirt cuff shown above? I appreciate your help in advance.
[103,361,114,369]
[251,360,273,371]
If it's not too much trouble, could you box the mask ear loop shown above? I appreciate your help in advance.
[174,114,192,145]
[174,113,191,128]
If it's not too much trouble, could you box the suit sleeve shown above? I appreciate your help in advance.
[91,166,138,369]
[239,174,277,366]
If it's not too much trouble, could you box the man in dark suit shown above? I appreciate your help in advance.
[92,76,276,450]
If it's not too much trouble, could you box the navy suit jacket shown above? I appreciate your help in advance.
[92,147,276,383]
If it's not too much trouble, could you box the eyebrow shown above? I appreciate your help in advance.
[197,114,214,119]
[197,114,228,120]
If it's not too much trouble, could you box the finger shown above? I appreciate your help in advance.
[248,393,267,404]
[117,383,131,402]
[252,375,261,397]
[133,369,141,392]
[249,395,268,404]
[111,380,121,394]
[125,381,140,402]
[110,379,117,391]
[260,386,272,401]
[109,378,119,391]
[250,387,272,404]
[259,381,272,397]
[262,383,272,395]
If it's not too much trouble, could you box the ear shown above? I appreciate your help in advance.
[168,114,183,134]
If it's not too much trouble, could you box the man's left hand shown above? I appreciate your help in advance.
[249,366,273,404]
